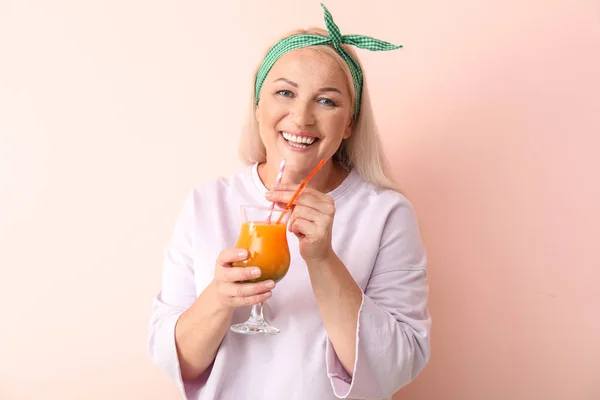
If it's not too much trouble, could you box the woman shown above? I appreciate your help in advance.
[148,4,431,400]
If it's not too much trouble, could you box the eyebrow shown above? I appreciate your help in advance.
[273,77,342,95]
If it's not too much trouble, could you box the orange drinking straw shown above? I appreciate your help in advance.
[276,159,326,224]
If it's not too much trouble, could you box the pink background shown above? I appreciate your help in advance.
[1,1,599,399]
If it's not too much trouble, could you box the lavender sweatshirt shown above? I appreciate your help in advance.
[148,163,431,400]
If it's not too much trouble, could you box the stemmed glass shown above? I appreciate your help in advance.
[230,205,291,335]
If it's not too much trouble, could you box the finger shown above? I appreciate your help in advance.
[216,248,249,266]
[266,190,329,211]
[229,291,273,307]
[291,188,334,213]
[273,186,331,204]
[292,186,329,200]
[290,218,322,242]
[265,187,320,204]
[296,188,335,215]
[287,211,296,232]
[219,280,276,298]
[287,205,320,232]
[268,183,299,191]
[264,189,295,205]
[220,264,262,282]
[292,204,331,224]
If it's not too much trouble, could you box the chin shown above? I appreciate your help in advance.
[288,156,326,174]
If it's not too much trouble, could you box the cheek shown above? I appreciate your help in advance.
[258,98,287,123]
[258,104,285,144]
[324,113,352,140]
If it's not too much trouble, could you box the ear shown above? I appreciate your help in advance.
[343,119,353,140]
[254,102,261,122]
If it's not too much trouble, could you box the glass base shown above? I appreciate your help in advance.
[230,302,280,335]
[230,321,280,335]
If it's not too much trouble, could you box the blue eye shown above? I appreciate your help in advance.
[276,90,294,97]
[318,98,337,107]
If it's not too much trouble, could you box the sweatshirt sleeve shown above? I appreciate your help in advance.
[326,196,431,399]
[147,191,207,396]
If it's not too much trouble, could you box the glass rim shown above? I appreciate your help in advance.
[239,204,291,213]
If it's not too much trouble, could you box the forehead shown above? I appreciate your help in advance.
[267,47,347,86]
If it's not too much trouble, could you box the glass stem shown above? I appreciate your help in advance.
[248,302,265,325]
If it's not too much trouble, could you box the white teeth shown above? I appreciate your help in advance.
[289,141,307,148]
[281,131,316,145]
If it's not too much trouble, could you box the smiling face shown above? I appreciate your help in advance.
[255,47,354,178]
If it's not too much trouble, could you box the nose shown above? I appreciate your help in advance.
[290,98,315,127]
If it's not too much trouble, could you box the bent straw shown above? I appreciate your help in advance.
[266,158,286,224]
[276,159,326,224]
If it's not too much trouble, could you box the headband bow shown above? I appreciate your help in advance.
[254,3,403,119]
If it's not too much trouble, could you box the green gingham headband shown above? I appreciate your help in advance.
[254,3,403,119]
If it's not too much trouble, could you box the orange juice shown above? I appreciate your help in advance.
[232,221,290,283]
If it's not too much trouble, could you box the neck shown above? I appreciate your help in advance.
[258,160,348,193]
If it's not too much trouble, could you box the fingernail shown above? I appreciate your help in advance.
[265,280,275,288]
[263,292,272,298]
[251,268,261,277]
[265,191,273,199]
[238,250,248,258]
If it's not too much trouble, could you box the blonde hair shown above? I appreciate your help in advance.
[239,27,399,192]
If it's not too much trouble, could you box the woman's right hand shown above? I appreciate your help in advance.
[213,248,275,309]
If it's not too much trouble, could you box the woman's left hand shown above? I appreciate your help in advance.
[265,186,335,262]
